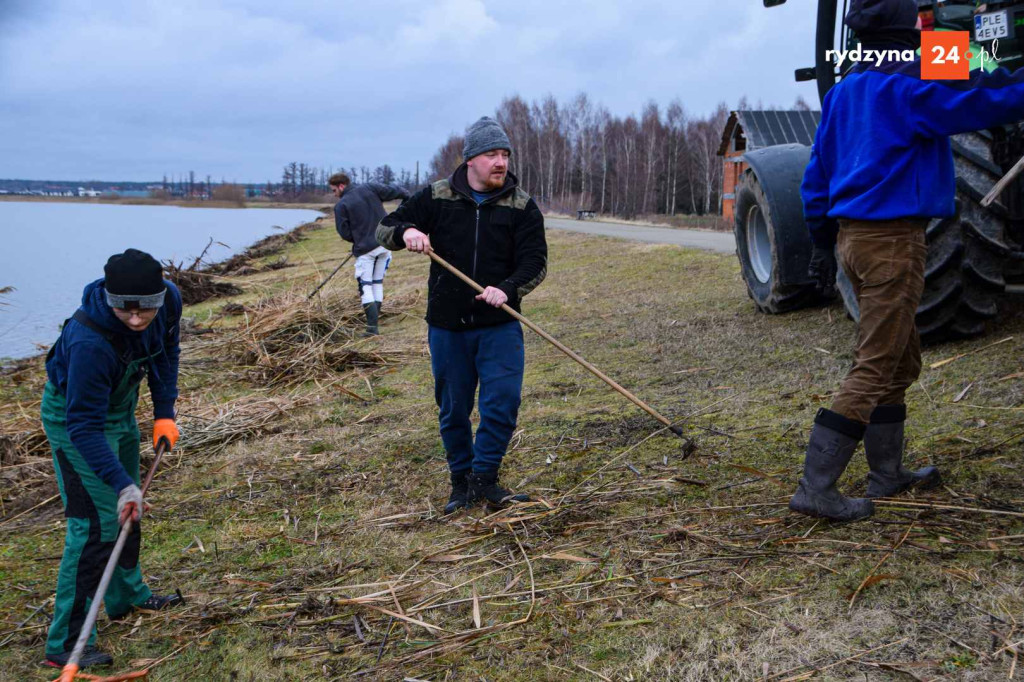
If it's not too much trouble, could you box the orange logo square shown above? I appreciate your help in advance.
[922,31,971,80]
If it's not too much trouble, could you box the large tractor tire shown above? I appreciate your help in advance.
[837,130,1010,343]
[734,144,819,313]
[991,124,1024,287]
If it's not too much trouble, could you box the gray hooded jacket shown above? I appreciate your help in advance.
[335,182,410,256]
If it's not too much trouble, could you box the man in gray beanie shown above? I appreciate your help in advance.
[377,116,547,514]
[462,117,513,172]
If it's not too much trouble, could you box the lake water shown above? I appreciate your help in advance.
[0,201,323,359]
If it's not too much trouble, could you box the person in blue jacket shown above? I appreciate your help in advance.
[42,249,183,669]
[790,0,1024,522]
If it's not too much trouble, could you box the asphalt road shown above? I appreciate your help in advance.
[546,216,736,253]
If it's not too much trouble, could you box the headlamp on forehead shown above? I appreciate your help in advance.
[103,248,166,311]
[105,290,166,310]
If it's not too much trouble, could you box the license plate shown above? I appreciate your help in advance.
[975,10,1009,41]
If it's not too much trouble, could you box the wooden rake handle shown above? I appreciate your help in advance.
[306,253,354,301]
[425,250,688,441]
[982,152,1024,208]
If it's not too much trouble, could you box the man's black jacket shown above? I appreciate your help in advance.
[335,182,410,257]
[376,165,547,331]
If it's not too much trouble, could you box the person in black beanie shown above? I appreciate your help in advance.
[790,0,1024,522]
[377,116,547,514]
[41,248,184,669]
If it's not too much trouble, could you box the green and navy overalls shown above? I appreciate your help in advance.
[42,280,181,656]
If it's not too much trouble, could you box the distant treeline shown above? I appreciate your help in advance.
[428,93,810,219]
[272,162,422,202]
[159,164,424,202]
[0,163,425,204]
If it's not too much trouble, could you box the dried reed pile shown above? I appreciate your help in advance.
[176,394,315,453]
[161,236,244,305]
[209,291,420,388]
[0,384,315,524]
[163,261,243,305]
[216,255,292,277]
[205,221,320,276]
[0,356,55,517]
[162,219,322,305]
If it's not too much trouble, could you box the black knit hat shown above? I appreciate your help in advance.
[104,248,166,310]
[846,0,920,46]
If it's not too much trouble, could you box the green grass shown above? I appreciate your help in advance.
[2,217,1024,680]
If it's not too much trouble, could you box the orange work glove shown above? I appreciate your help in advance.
[153,418,179,452]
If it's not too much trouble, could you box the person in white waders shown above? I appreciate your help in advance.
[329,172,410,335]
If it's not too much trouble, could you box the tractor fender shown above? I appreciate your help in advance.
[740,143,814,288]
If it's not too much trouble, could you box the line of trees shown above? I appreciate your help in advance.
[152,162,424,203]
[428,93,810,219]
[160,171,210,198]
[275,163,422,201]
[429,93,729,218]
[279,163,330,198]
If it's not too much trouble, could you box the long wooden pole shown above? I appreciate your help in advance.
[58,442,169,682]
[306,254,354,301]
[426,250,688,441]
[981,153,1024,208]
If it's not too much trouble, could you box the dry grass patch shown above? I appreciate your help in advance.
[2,224,1024,680]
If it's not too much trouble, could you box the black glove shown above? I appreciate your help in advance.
[808,244,837,299]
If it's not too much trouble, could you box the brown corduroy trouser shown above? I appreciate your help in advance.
[830,219,929,425]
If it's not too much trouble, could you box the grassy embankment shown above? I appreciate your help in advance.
[1,213,1024,680]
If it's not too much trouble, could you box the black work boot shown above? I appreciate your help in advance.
[789,409,874,522]
[864,404,940,498]
[362,302,379,337]
[444,471,470,514]
[136,590,185,612]
[468,471,530,508]
[44,646,113,669]
[111,590,185,620]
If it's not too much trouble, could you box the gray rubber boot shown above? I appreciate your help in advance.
[362,302,379,337]
[864,405,940,498]
[444,471,470,515]
[789,408,874,522]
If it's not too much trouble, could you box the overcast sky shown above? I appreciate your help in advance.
[0,0,817,183]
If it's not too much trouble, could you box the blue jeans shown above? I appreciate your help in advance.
[428,321,524,475]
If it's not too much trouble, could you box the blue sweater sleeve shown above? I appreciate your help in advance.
[149,283,181,420]
[64,337,135,493]
[910,66,1024,138]
[801,132,840,248]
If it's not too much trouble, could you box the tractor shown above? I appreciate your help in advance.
[734,0,1024,342]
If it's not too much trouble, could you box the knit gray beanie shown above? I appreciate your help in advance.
[463,117,512,160]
